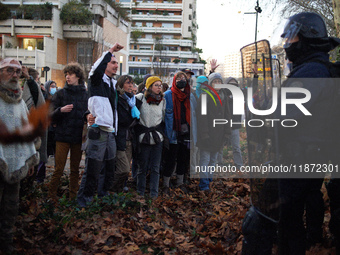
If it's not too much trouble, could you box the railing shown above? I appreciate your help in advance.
[128,61,204,70]
[131,27,181,33]
[0,19,53,36]
[131,14,182,22]
[63,23,103,42]
[134,38,192,47]
[129,49,198,59]
[120,2,182,9]
[0,47,45,68]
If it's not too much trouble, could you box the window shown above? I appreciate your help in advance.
[140,58,150,62]
[134,45,138,49]
[145,34,153,39]
[162,23,174,28]
[135,22,142,27]
[189,3,192,9]
[132,57,136,61]
[77,42,93,73]
[163,35,173,40]
[188,26,192,32]
[189,14,192,20]
[146,22,153,27]
[140,45,152,50]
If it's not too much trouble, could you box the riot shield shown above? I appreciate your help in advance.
[240,40,281,222]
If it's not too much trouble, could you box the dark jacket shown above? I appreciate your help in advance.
[52,83,88,144]
[196,89,231,152]
[116,90,142,151]
[279,52,333,146]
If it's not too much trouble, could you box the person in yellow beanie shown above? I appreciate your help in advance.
[134,76,166,199]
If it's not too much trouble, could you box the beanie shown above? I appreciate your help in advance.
[208,72,223,86]
[145,76,162,89]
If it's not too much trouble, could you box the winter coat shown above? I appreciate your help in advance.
[116,88,142,151]
[279,52,333,146]
[196,89,231,152]
[52,83,88,144]
[88,51,118,132]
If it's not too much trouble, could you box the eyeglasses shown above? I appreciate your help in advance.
[153,84,163,88]
[1,67,22,76]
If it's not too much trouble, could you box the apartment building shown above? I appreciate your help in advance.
[118,0,204,80]
[0,0,129,87]
[223,52,242,79]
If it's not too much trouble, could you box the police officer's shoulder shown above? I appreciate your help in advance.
[293,61,330,78]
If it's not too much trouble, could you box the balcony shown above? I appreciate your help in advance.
[133,38,193,47]
[63,23,103,42]
[0,19,52,36]
[131,14,182,22]
[130,49,198,59]
[128,61,204,70]
[131,26,181,34]
[0,47,45,68]
[120,2,182,10]
[1,0,61,8]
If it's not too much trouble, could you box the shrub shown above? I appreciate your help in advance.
[60,0,92,25]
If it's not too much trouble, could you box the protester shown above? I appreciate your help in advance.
[135,76,165,199]
[224,77,243,169]
[77,43,124,207]
[44,80,57,157]
[137,74,152,94]
[21,66,48,185]
[48,62,88,201]
[181,68,194,88]
[196,72,231,192]
[111,75,142,193]
[163,71,191,194]
[0,58,39,253]
[162,82,169,93]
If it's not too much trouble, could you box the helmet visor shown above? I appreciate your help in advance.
[281,20,302,48]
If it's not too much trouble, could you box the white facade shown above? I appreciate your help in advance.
[223,52,242,78]
[119,0,204,77]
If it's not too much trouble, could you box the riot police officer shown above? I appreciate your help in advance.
[278,12,340,254]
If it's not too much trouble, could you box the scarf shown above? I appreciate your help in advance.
[122,92,140,119]
[146,93,163,105]
[171,76,190,132]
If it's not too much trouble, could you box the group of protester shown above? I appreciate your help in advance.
[2,11,340,255]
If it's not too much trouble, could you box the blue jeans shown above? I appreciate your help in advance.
[77,127,116,207]
[198,150,218,191]
[137,142,163,198]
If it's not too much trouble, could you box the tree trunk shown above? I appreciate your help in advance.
[334,0,340,37]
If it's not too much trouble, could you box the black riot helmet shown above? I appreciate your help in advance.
[281,12,340,51]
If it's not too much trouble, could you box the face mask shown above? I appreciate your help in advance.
[176,80,187,89]
[50,87,57,95]
[284,41,303,63]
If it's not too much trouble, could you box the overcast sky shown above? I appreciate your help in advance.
[196,0,283,61]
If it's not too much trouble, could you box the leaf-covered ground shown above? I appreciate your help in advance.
[14,129,337,254]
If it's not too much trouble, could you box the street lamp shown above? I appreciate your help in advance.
[120,55,123,76]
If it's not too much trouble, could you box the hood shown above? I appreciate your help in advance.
[44,80,54,94]
[225,77,239,86]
